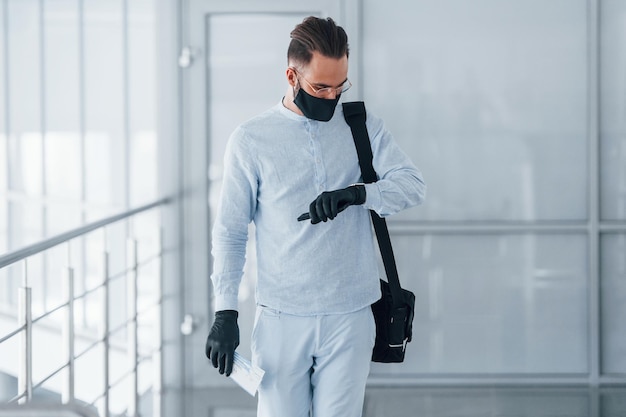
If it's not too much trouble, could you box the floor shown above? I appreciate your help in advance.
[363,386,626,417]
[187,385,626,417]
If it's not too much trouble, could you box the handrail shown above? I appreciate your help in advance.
[0,197,171,269]
[0,196,168,414]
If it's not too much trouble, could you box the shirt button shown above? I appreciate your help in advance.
[316,158,321,164]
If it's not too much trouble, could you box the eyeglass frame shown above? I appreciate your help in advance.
[290,67,352,98]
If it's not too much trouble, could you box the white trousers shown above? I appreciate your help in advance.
[251,305,376,417]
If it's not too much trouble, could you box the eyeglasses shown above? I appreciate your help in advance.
[293,68,352,98]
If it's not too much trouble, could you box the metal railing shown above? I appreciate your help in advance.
[0,197,170,417]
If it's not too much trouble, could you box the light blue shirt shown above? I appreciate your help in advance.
[211,100,426,315]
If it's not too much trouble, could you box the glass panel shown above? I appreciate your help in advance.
[31,307,65,385]
[0,134,6,192]
[137,359,153,410]
[370,234,588,375]
[0,262,20,310]
[0,0,5,194]
[45,132,81,200]
[0,331,19,401]
[0,199,6,254]
[137,261,158,313]
[10,131,43,196]
[600,0,626,220]
[0,20,4,248]
[132,210,159,263]
[128,0,157,206]
[108,375,131,416]
[207,13,306,190]
[44,1,81,200]
[208,14,297,164]
[130,130,157,206]
[8,200,42,250]
[7,0,42,192]
[85,130,115,206]
[46,201,82,235]
[601,233,626,374]
[108,271,128,343]
[7,0,42,195]
[83,0,125,207]
[73,343,104,405]
[363,0,588,221]
[138,307,158,354]
[74,288,101,337]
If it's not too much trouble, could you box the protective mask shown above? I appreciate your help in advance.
[293,86,340,122]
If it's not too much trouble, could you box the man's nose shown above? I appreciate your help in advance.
[325,89,338,99]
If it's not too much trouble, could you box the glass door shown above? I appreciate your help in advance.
[183,0,360,389]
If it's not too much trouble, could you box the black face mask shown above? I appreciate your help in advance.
[293,86,340,122]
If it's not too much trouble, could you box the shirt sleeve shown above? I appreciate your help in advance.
[210,127,258,312]
[362,114,426,217]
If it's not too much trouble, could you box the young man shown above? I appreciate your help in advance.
[205,16,426,417]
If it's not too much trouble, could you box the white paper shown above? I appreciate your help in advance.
[230,352,265,396]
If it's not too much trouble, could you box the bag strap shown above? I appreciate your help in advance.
[343,101,404,309]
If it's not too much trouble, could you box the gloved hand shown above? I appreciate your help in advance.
[205,310,239,376]
[308,184,366,224]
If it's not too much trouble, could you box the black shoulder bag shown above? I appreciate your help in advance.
[343,101,416,363]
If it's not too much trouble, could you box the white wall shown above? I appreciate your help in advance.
[362,0,626,382]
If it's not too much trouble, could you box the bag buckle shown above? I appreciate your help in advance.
[388,307,409,351]
[387,338,408,351]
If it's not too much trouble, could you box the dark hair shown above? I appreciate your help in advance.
[288,16,349,66]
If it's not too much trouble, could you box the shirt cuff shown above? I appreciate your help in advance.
[363,183,382,213]
[213,293,239,312]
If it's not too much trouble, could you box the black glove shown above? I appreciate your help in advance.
[308,184,366,224]
[205,310,239,376]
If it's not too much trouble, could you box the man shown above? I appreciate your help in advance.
[205,16,425,417]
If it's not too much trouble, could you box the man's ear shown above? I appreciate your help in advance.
[286,66,298,88]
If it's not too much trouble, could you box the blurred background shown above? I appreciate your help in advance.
[0,0,625,416]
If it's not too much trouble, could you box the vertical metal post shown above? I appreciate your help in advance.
[78,0,87,227]
[590,386,600,417]
[122,0,130,211]
[62,263,75,403]
[2,0,12,211]
[2,0,11,301]
[100,249,110,417]
[38,0,48,286]
[18,261,32,403]
[127,238,139,417]
[587,0,601,386]
[152,227,164,417]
